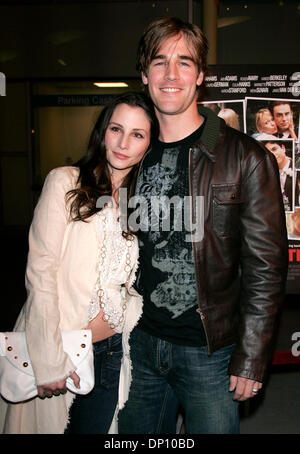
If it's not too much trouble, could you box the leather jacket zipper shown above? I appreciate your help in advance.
[188,147,210,353]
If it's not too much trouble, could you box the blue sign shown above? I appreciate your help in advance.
[33,94,118,107]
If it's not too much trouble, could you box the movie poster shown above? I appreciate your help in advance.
[201,65,300,293]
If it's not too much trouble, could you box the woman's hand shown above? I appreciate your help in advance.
[37,371,80,398]
[288,123,298,140]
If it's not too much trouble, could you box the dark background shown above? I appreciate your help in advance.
[0,0,299,434]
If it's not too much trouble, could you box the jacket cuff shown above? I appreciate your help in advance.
[228,352,272,383]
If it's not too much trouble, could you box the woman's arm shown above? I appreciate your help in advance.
[25,167,77,387]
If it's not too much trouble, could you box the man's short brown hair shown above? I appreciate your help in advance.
[136,16,208,77]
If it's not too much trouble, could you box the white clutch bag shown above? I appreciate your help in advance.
[0,330,94,403]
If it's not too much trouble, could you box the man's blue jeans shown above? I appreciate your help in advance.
[118,328,239,434]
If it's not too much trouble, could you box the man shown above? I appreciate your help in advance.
[118,17,288,434]
[272,101,297,139]
[265,141,293,211]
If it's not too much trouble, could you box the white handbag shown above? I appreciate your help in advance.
[0,330,94,403]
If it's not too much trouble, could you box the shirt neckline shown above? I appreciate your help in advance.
[154,121,205,150]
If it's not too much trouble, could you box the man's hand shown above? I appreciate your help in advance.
[37,371,80,398]
[229,375,262,401]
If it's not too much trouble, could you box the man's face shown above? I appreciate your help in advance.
[273,104,293,133]
[265,142,287,168]
[141,34,203,118]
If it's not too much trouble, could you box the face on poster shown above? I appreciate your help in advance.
[260,139,295,213]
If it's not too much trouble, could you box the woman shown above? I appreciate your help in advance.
[252,108,278,140]
[1,92,157,434]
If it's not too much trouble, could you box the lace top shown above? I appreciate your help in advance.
[88,206,138,333]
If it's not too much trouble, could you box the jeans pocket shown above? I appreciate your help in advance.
[99,349,122,389]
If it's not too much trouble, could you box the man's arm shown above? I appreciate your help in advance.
[228,147,288,393]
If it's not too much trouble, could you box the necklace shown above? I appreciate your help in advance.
[96,209,134,330]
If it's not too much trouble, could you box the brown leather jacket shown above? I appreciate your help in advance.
[190,107,288,383]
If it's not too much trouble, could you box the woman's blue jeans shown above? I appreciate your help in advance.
[118,328,239,434]
[65,333,122,434]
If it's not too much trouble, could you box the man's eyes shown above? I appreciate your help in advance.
[152,60,190,67]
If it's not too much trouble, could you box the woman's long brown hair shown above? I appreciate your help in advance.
[66,92,158,237]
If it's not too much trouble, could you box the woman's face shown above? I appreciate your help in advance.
[259,111,277,135]
[105,103,151,176]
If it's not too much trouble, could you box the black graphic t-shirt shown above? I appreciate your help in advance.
[135,124,207,346]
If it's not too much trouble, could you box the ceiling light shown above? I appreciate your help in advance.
[218,16,251,28]
[93,82,129,88]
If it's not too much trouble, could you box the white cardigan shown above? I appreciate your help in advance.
[0,166,142,434]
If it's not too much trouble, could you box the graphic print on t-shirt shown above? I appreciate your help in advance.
[136,147,197,319]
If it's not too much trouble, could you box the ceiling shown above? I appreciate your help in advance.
[0,0,299,80]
